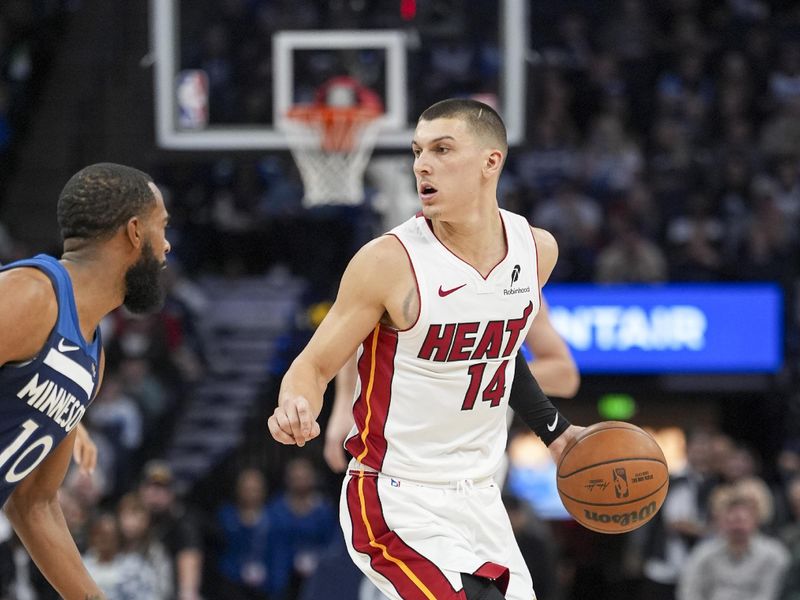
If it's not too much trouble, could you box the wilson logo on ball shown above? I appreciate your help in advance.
[583,501,657,527]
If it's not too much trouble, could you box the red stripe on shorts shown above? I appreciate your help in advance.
[346,473,467,600]
[345,326,398,470]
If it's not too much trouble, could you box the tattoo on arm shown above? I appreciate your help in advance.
[402,287,416,326]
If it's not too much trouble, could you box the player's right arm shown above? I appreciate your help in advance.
[0,270,106,599]
[0,269,57,364]
[269,236,412,447]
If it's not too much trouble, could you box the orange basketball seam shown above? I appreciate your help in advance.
[558,479,669,507]
[557,427,664,471]
[558,457,668,478]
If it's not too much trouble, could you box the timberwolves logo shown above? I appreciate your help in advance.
[503,264,529,296]
[612,468,630,498]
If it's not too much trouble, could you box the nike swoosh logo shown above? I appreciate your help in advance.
[438,283,467,297]
[58,339,80,353]
[547,413,559,432]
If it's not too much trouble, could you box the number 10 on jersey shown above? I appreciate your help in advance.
[0,419,54,484]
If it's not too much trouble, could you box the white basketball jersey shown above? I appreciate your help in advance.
[345,210,541,482]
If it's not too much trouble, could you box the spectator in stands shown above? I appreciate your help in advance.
[595,215,667,283]
[769,41,800,107]
[736,178,797,282]
[83,512,162,600]
[715,442,777,526]
[582,113,643,198]
[638,428,718,600]
[677,483,789,600]
[780,475,800,599]
[214,467,271,600]
[760,97,800,160]
[515,117,580,196]
[59,488,91,553]
[87,374,142,495]
[117,492,173,600]
[532,180,602,281]
[119,357,171,439]
[622,179,661,241]
[714,51,756,128]
[647,116,698,213]
[267,457,336,600]
[770,157,800,229]
[666,192,725,281]
[139,460,204,600]
[715,153,754,261]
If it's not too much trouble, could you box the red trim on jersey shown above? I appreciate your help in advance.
[424,212,509,281]
[345,326,398,471]
[386,233,421,332]
[472,561,511,595]
[346,473,467,600]
[529,224,543,310]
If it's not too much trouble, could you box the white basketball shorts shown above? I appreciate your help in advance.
[340,463,536,600]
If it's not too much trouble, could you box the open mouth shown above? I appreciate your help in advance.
[419,183,438,200]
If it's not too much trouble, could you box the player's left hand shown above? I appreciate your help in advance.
[73,422,98,475]
[548,425,585,465]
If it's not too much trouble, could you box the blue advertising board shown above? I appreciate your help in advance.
[541,284,783,374]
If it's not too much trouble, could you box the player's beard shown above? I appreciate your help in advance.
[123,241,166,313]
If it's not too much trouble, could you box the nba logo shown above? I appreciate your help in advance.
[612,468,629,498]
[176,70,209,129]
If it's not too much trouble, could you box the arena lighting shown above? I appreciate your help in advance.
[400,0,416,20]
[598,393,637,420]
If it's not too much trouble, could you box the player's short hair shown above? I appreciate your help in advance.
[57,163,156,241]
[419,98,508,153]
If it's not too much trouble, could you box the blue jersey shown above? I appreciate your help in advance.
[0,255,101,506]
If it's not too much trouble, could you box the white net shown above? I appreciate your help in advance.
[282,108,383,207]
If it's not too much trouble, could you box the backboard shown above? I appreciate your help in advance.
[151,0,528,150]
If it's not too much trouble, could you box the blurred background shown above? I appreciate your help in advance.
[1,0,799,599]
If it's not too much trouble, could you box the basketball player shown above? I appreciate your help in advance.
[270,99,583,599]
[324,298,580,473]
[0,163,170,600]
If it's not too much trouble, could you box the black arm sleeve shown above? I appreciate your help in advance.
[508,352,571,446]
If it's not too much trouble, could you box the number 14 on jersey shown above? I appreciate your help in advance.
[461,360,509,410]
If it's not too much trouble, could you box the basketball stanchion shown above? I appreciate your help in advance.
[282,103,383,208]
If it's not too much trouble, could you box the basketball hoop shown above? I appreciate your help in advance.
[282,87,383,207]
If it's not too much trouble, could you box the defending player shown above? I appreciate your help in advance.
[269,99,581,599]
[0,163,170,599]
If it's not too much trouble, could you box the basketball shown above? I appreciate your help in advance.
[556,421,669,534]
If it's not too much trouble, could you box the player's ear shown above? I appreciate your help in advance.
[125,216,143,250]
[484,149,504,177]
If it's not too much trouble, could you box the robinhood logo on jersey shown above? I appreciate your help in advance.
[504,264,530,296]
